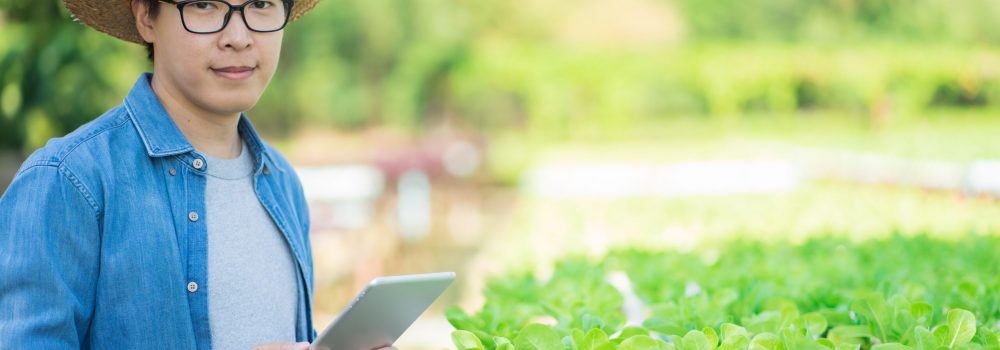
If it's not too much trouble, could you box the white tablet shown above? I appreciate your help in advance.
[311,272,456,350]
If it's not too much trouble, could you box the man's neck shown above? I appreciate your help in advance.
[150,75,243,160]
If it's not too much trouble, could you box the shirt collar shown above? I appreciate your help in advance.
[123,73,269,168]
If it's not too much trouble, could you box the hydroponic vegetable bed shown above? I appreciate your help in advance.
[447,235,1000,350]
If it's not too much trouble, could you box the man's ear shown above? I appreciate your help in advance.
[132,0,156,44]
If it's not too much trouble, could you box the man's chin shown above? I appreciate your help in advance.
[208,93,261,115]
[210,102,258,116]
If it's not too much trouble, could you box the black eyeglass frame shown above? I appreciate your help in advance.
[158,0,295,34]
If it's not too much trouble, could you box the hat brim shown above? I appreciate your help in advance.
[63,0,319,44]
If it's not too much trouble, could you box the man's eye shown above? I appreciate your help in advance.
[191,1,218,10]
[250,1,273,9]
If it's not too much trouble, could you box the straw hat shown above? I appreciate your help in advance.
[63,0,320,44]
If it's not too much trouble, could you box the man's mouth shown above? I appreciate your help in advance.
[211,66,256,80]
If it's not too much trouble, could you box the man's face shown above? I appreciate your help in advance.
[138,0,283,117]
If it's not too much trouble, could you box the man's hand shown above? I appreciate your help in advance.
[252,342,310,350]
[251,343,399,350]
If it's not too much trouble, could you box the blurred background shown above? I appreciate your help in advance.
[4,0,1000,348]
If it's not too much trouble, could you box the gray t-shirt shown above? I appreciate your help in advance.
[203,143,298,350]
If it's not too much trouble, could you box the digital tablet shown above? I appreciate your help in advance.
[311,272,456,350]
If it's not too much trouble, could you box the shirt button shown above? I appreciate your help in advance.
[188,211,199,222]
[168,168,176,176]
[187,281,199,293]
[262,166,270,175]
[192,158,205,170]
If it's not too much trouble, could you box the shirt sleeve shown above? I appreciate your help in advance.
[0,164,102,349]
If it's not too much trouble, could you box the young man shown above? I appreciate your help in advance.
[0,1,390,349]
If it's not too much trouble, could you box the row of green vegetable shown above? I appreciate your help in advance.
[447,235,1000,350]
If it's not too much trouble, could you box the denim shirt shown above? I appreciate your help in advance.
[0,73,316,349]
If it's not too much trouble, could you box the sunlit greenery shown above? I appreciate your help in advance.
[4,0,1000,152]
[6,2,1000,349]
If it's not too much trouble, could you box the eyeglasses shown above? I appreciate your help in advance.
[159,0,294,34]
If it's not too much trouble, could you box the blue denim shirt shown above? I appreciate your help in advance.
[0,73,316,349]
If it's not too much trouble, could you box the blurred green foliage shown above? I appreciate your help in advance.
[3,0,1000,153]
[260,0,481,133]
[675,0,1000,43]
[0,0,144,152]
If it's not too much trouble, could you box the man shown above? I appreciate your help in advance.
[0,0,387,349]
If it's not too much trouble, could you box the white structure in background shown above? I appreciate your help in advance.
[397,169,432,241]
[296,165,385,231]
[523,161,801,198]
[791,147,1000,196]
[442,141,481,178]
[792,148,966,190]
[522,146,1000,199]
[966,161,1000,195]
